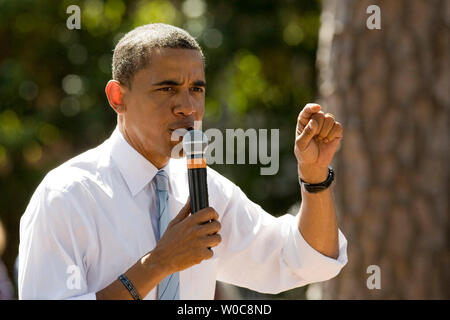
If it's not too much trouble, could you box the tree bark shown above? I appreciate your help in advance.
[317,0,449,299]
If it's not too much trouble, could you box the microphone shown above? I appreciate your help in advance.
[182,129,209,214]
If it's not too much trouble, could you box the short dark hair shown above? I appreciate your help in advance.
[112,23,204,88]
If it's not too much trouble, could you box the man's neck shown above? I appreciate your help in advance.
[118,122,169,170]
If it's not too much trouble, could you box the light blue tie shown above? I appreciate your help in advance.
[154,170,180,300]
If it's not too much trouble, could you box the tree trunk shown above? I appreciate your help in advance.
[317,0,449,299]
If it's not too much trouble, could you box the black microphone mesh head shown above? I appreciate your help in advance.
[182,130,208,156]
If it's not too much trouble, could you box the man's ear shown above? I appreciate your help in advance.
[105,80,127,114]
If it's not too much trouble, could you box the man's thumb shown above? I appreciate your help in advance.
[296,119,317,151]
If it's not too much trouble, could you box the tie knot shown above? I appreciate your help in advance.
[154,170,169,191]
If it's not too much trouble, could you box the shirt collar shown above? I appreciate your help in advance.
[109,126,172,197]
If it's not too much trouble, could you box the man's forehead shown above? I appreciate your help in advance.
[141,47,205,81]
[150,48,203,68]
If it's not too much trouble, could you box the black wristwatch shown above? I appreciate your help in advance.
[299,167,334,193]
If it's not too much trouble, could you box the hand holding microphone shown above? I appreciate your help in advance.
[150,130,220,274]
[151,199,221,275]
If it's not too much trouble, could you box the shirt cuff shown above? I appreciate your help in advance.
[282,215,348,283]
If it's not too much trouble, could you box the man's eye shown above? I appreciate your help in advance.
[159,87,173,92]
[191,87,204,93]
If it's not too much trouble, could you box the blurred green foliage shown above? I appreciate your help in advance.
[0,0,321,298]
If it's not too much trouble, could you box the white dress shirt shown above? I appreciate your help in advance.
[18,127,348,300]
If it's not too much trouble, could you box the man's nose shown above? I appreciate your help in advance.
[173,89,198,117]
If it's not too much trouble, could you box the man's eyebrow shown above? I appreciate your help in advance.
[193,80,206,87]
[152,79,206,87]
[153,80,180,86]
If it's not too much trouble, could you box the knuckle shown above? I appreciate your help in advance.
[305,103,319,109]
[207,222,219,235]
[325,116,334,124]
[196,208,211,221]
[206,207,215,217]
[208,221,220,234]
[207,208,218,220]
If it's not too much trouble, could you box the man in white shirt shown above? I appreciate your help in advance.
[18,23,348,300]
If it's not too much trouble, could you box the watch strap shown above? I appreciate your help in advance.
[299,167,334,193]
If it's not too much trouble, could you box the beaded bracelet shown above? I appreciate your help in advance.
[118,274,142,300]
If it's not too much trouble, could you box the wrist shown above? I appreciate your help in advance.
[141,251,170,282]
[298,164,329,184]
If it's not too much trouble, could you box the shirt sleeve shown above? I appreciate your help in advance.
[215,182,348,294]
[18,183,97,300]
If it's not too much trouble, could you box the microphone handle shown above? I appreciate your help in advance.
[188,167,209,213]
